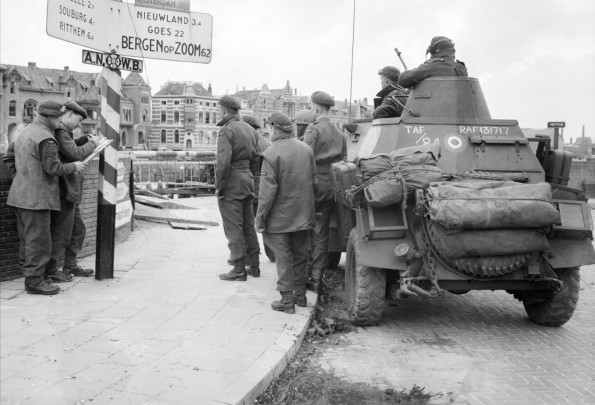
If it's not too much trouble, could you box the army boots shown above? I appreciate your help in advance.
[307,268,324,293]
[271,291,296,314]
[25,276,60,295]
[246,266,260,278]
[219,265,247,281]
[294,292,307,308]
[64,265,94,277]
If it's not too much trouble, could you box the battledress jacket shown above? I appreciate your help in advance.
[54,125,96,204]
[373,86,409,119]
[215,114,259,201]
[7,115,77,210]
[303,117,347,206]
[398,49,468,89]
[256,131,317,233]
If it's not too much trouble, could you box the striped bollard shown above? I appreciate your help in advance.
[96,67,121,280]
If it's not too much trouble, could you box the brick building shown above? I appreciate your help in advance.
[150,81,219,150]
[0,62,151,152]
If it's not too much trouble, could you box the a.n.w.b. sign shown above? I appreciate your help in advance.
[82,49,143,72]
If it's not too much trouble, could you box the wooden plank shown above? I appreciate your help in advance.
[133,214,218,226]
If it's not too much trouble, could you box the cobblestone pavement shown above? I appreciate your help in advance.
[0,197,316,405]
[319,209,595,405]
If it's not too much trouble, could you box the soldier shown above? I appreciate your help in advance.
[292,109,315,141]
[7,101,86,295]
[398,36,468,89]
[216,96,261,281]
[373,66,409,119]
[303,91,347,293]
[256,112,317,313]
[45,101,101,282]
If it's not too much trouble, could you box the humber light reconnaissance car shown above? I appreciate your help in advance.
[331,76,595,327]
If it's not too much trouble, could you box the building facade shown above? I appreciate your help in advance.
[150,81,219,150]
[0,62,150,152]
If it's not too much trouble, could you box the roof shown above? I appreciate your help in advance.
[154,81,212,97]
[123,72,149,87]
[4,63,99,97]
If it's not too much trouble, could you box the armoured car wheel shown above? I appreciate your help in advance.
[523,267,580,327]
[345,228,385,326]
[328,252,342,269]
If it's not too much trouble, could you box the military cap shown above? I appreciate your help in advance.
[310,91,335,107]
[242,115,261,129]
[63,100,88,119]
[378,66,401,82]
[426,36,455,55]
[269,112,293,133]
[219,95,241,111]
[292,109,315,125]
[37,100,64,117]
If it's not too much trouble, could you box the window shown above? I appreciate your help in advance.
[67,90,71,98]
[174,100,180,105]
[174,130,180,143]
[199,130,204,144]
[262,100,266,109]
[142,109,147,123]
[212,112,217,123]
[85,108,94,119]
[161,129,167,143]
[138,131,144,144]
[161,111,166,123]
[213,102,217,107]
[123,108,132,122]
[10,82,15,94]
[198,101,203,106]
[199,112,203,124]
[206,102,210,107]
[9,100,17,116]
[23,100,37,119]
[174,111,179,124]
[205,112,210,124]
[161,100,167,105]
[121,131,127,147]
[141,92,149,104]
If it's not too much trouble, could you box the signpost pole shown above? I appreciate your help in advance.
[96,67,121,280]
[553,127,559,150]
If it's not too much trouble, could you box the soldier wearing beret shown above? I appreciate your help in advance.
[373,66,409,119]
[292,109,315,141]
[216,96,261,281]
[45,101,101,282]
[398,36,468,89]
[256,112,317,313]
[6,100,87,295]
[303,91,347,293]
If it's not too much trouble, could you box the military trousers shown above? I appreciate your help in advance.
[64,204,86,267]
[263,230,309,294]
[311,201,334,273]
[46,199,76,273]
[218,195,260,267]
[15,208,52,278]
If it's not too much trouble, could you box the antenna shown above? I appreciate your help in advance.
[348,0,356,123]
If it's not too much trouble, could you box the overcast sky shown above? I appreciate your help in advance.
[1,0,594,141]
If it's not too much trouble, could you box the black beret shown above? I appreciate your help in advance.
[63,100,88,119]
[269,112,293,133]
[378,66,401,82]
[311,91,335,107]
[242,115,261,129]
[219,95,241,111]
[37,100,64,117]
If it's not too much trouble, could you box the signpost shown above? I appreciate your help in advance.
[46,0,213,279]
[548,122,565,150]
[47,0,213,63]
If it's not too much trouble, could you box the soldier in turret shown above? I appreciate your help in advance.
[373,66,409,119]
[398,36,468,89]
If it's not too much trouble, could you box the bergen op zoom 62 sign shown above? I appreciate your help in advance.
[46,0,213,64]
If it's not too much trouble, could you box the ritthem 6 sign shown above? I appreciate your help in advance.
[547,122,566,128]
[47,0,213,64]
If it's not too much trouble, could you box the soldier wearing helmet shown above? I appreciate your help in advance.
[398,36,468,89]
[373,66,409,119]
[292,109,315,141]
